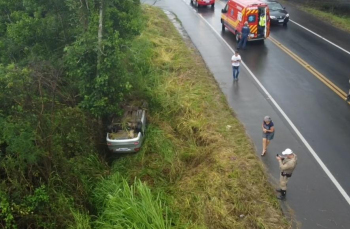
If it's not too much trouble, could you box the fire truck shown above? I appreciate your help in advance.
[221,0,270,42]
[191,0,215,8]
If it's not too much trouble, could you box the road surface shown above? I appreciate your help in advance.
[145,0,350,228]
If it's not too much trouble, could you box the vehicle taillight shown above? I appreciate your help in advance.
[107,143,111,145]
[134,142,139,145]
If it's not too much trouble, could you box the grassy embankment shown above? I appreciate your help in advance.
[280,0,350,33]
[301,6,350,33]
[91,5,291,229]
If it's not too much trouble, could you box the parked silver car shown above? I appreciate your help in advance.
[106,102,147,153]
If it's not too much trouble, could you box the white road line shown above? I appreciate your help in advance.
[290,19,350,55]
[181,0,350,205]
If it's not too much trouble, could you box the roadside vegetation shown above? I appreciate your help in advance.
[92,5,291,229]
[0,0,290,228]
[300,6,350,33]
[0,0,141,228]
[281,0,350,33]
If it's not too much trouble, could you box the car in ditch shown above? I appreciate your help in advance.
[106,102,147,153]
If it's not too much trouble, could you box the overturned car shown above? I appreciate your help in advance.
[106,102,147,153]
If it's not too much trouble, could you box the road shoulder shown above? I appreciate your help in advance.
[280,1,350,52]
[145,0,350,228]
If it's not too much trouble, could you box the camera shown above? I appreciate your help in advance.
[277,154,285,160]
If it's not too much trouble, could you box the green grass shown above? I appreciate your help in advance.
[93,173,171,229]
[301,6,350,33]
[92,5,292,229]
[278,0,350,33]
[277,0,350,34]
[68,209,92,229]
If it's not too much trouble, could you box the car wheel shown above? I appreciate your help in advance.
[222,23,225,31]
[211,3,215,7]
[194,0,199,8]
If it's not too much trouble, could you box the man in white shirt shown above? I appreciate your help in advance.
[231,51,241,81]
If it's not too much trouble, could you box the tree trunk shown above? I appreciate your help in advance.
[97,0,104,71]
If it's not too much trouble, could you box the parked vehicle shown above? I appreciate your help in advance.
[106,102,147,153]
[261,0,289,25]
[221,0,271,42]
[191,0,215,8]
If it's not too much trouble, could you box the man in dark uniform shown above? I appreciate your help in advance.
[237,21,250,50]
[276,148,297,200]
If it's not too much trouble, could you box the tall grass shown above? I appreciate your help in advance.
[93,173,171,229]
[93,5,291,229]
[68,209,92,229]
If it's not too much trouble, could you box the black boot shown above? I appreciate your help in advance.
[277,190,286,200]
[276,188,282,193]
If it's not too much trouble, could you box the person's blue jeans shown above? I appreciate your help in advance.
[238,36,248,49]
[232,66,240,80]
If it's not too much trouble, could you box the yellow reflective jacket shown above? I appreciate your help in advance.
[259,15,266,26]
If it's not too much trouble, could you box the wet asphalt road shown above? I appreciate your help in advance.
[145,0,350,228]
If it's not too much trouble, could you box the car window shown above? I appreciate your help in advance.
[224,4,228,11]
[248,15,256,23]
[268,2,284,11]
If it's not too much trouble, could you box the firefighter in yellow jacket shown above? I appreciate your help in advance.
[258,12,266,37]
[276,148,297,200]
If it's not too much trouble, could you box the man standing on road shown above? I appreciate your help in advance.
[231,51,241,81]
[237,21,250,50]
[276,148,297,200]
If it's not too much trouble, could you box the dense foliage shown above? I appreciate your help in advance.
[0,0,143,228]
[285,0,350,16]
[1,1,290,228]
[92,6,290,229]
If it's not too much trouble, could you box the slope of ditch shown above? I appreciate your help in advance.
[92,5,292,229]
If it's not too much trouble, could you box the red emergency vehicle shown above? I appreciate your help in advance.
[221,0,270,42]
[191,0,215,8]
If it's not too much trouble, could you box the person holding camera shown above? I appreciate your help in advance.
[276,148,297,200]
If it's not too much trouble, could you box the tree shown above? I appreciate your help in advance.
[0,0,143,227]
